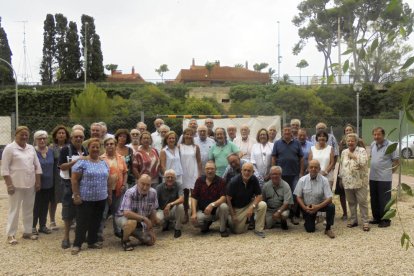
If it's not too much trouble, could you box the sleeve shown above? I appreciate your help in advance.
[252,176,261,195]
[271,141,278,157]
[191,178,201,200]
[226,178,236,198]
[261,183,268,198]
[231,142,240,153]
[119,189,132,212]
[357,147,368,167]
[133,151,143,173]
[208,146,214,161]
[33,149,43,174]
[297,141,304,158]
[153,191,159,210]
[218,177,226,197]
[293,178,303,197]
[331,135,339,156]
[1,145,12,176]
[177,183,184,196]
[72,160,84,174]
[284,183,293,204]
[250,144,256,165]
[322,178,333,199]
[58,146,69,166]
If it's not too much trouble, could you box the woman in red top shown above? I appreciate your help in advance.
[132,131,160,187]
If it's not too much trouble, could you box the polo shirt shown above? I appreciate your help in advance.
[293,174,332,206]
[208,141,240,177]
[58,143,88,179]
[300,140,314,171]
[192,175,226,211]
[271,138,303,176]
[369,139,399,182]
[227,174,261,209]
[262,179,293,211]
[194,136,215,172]
[156,181,183,210]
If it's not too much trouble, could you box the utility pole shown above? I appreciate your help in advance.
[337,17,342,84]
[16,20,32,84]
[277,21,281,81]
[84,22,88,89]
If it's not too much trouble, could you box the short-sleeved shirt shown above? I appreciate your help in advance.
[300,140,314,172]
[222,159,264,187]
[208,141,239,177]
[271,138,303,176]
[117,186,158,217]
[58,143,88,179]
[192,175,226,212]
[293,174,332,206]
[369,139,399,182]
[194,136,215,172]
[36,148,54,189]
[156,182,183,210]
[227,174,261,209]
[72,159,109,201]
[262,179,293,212]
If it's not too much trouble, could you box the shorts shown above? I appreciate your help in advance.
[61,178,76,220]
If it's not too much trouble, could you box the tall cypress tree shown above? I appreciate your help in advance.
[0,17,15,85]
[81,15,105,81]
[39,14,56,85]
[65,21,82,81]
[54,13,68,82]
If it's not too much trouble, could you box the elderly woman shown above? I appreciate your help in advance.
[251,128,274,182]
[71,138,110,255]
[1,126,42,245]
[267,125,278,143]
[115,129,135,188]
[132,131,160,187]
[208,127,240,177]
[340,133,370,231]
[308,130,335,188]
[49,125,70,230]
[32,130,54,235]
[160,131,183,183]
[101,137,127,238]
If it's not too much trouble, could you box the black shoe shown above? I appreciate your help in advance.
[247,218,255,230]
[174,229,182,238]
[61,239,71,249]
[281,219,288,230]
[201,221,212,233]
[114,231,122,239]
[162,221,170,232]
[39,226,52,234]
[220,229,229,237]
[378,220,391,228]
[369,220,380,224]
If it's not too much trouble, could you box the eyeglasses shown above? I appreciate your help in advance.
[131,133,139,136]
[74,136,84,139]
[165,176,175,179]
[37,137,47,140]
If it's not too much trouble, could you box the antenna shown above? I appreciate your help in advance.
[16,20,33,84]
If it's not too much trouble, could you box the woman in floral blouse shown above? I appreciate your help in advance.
[340,133,370,231]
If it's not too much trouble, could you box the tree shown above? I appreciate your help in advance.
[155,64,169,82]
[105,64,118,72]
[65,21,82,81]
[234,63,244,68]
[39,14,56,85]
[54,14,69,82]
[296,59,309,84]
[0,17,15,85]
[81,15,105,82]
[70,83,112,124]
[253,62,268,72]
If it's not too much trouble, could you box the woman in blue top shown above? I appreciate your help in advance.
[33,130,55,235]
[71,138,110,255]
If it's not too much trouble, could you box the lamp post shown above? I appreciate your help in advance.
[0,58,19,126]
[353,82,362,137]
[84,21,88,89]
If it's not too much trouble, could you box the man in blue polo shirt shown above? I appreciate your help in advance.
[271,124,304,225]
[369,127,399,228]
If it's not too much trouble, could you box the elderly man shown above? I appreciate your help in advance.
[271,124,304,225]
[58,129,88,249]
[151,118,164,152]
[226,163,267,238]
[115,174,159,251]
[294,160,336,238]
[290,119,301,139]
[156,170,185,238]
[98,121,114,140]
[262,166,293,230]
[234,124,254,161]
[267,125,278,143]
[191,161,229,237]
[136,122,147,133]
[311,122,339,162]
[227,125,237,142]
[127,129,140,153]
[205,118,215,137]
[82,122,104,154]
[178,119,199,143]
[369,127,399,228]
[223,153,264,187]
[298,128,313,173]
[194,125,215,174]
[153,124,170,153]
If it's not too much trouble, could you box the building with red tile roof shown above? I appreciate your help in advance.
[107,66,145,83]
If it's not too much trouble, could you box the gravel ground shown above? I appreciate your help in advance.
[0,174,413,276]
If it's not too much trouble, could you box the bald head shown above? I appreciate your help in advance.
[308,159,321,178]
[241,162,254,182]
[137,174,152,195]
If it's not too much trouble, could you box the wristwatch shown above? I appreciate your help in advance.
[277,209,282,213]
[252,204,257,209]
[211,202,216,208]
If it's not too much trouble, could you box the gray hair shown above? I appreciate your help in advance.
[270,166,283,174]
[164,169,176,177]
[34,130,48,140]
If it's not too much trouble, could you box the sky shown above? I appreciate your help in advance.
[1,0,413,84]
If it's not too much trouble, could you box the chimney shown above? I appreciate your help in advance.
[132,66,135,74]
[192,58,195,66]
[215,60,220,67]
[245,61,248,69]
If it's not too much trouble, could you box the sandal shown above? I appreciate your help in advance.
[122,240,134,251]
[347,222,358,228]
[363,223,370,232]
[7,236,18,245]
[22,233,39,240]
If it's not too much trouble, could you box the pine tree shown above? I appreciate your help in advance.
[54,13,68,82]
[39,14,56,85]
[65,21,82,81]
[0,17,15,85]
[81,15,105,82]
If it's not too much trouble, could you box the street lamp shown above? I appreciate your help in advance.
[0,58,19,126]
[353,82,362,137]
[84,21,88,89]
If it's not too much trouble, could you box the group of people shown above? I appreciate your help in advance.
[1,118,399,254]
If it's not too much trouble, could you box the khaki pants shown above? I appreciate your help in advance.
[7,187,35,236]
[196,203,229,232]
[345,186,369,224]
[229,201,267,234]
[156,204,185,230]
[265,210,289,229]
[115,216,154,245]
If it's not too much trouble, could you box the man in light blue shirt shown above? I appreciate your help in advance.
[194,125,215,175]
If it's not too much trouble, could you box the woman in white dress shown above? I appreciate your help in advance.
[180,128,202,222]
[308,130,335,188]
[159,131,183,184]
[250,128,274,183]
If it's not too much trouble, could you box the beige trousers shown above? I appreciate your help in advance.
[265,210,290,229]
[345,186,369,224]
[156,204,185,230]
[196,203,229,232]
[229,201,267,234]
[7,187,36,236]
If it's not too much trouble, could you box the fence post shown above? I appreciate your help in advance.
[140,111,145,123]
[11,112,16,138]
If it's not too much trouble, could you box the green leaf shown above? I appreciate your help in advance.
[370,38,378,53]
[330,63,339,68]
[382,208,396,220]
[387,32,397,43]
[401,56,414,70]
[400,26,406,37]
[356,38,368,44]
[384,197,396,212]
[385,142,398,155]
[406,109,414,124]
[343,60,349,74]
[359,48,366,59]
[342,49,353,55]
[401,183,414,196]
[327,75,335,85]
